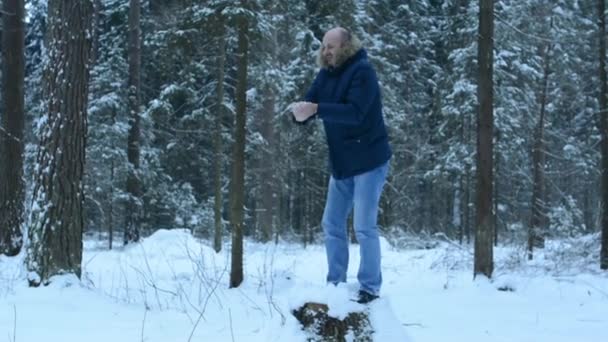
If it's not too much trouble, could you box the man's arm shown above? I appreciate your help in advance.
[294,72,322,124]
[317,66,378,126]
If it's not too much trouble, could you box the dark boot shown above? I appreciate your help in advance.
[357,290,379,304]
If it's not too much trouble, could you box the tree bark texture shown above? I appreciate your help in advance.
[213,14,226,253]
[27,0,93,285]
[474,0,494,278]
[598,0,608,270]
[125,0,142,244]
[229,10,249,288]
[529,37,552,259]
[0,0,25,256]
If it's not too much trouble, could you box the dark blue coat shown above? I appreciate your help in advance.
[305,49,392,179]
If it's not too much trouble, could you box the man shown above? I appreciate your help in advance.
[291,27,392,304]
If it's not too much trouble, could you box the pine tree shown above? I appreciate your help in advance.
[27,0,93,286]
[86,0,130,249]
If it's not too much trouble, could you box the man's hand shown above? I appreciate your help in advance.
[290,101,318,122]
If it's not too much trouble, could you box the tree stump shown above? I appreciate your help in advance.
[292,302,373,341]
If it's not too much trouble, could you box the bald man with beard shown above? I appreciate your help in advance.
[291,27,392,304]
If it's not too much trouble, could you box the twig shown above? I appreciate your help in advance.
[11,304,17,342]
[402,322,425,328]
[140,307,147,342]
[139,244,164,309]
[264,244,286,325]
[129,265,178,296]
[493,13,554,43]
[434,232,471,253]
[0,125,22,143]
[229,308,235,342]
[187,246,228,342]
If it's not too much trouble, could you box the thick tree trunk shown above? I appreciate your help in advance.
[125,0,142,244]
[229,10,249,288]
[474,0,494,278]
[213,15,226,253]
[598,0,608,270]
[0,0,25,256]
[27,0,93,286]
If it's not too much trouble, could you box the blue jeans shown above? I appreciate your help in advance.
[322,161,389,296]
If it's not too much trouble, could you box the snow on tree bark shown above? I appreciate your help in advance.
[27,0,93,286]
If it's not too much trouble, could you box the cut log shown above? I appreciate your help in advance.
[292,302,373,341]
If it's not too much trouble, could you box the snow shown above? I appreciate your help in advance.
[1,229,607,341]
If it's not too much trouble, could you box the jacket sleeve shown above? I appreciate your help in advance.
[317,65,378,126]
[295,71,322,125]
[304,71,322,103]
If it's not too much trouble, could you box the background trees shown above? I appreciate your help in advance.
[1,0,606,285]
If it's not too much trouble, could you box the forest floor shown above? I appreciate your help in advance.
[1,229,607,341]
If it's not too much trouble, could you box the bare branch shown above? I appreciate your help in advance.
[0,125,22,143]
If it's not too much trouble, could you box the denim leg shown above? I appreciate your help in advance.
[353,162,389,295]
[322,176,354,285]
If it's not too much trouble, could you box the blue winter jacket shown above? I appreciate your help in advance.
[304,48,392,179]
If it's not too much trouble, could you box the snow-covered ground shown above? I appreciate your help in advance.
[1,229,607,341]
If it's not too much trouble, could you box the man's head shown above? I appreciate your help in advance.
[318,27,361,69]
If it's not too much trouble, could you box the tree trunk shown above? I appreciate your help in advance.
[109,158,114,250]
[474,0,494,279]
[453,178,462,242]
[125,0,142,245]
[213,14,226,253]
[259,83,276,243]
[464,165,471,244]
[293,168,302,243]
[493,130,499,246]
[91,0,101,66]
[598,0,608,270]
[27,0,93,286]
[0,0,25,256]
[464,85,473,245]
[229,10,249,288]
[529,37,552,260]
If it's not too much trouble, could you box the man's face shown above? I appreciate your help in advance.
[322,30,344,67]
